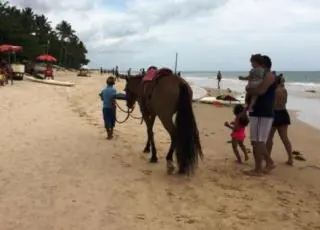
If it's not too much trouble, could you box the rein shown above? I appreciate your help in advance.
[115,101,143,124]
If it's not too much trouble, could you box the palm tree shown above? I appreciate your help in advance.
[0,2,90,67]
[56,20,75,65]
[56,20,74,41]
[21,7,35,33]
[35,14,52,53]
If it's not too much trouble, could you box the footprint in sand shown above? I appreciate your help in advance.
[135,214,145,220]
[175,214,196,224]
[140,169,152,175]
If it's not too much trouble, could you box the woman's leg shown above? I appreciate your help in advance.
[266,127,277,156]
[277,125,293,165]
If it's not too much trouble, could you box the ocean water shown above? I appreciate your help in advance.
[181,71,320,130]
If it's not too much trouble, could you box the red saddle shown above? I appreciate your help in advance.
[142,67,173,81]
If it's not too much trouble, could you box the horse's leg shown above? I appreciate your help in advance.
[143,119,151,153]
[148,114,158,163]
[158,114,176,174]
[141,110,151,153]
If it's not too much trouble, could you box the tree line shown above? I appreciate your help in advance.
[0,1,89,69]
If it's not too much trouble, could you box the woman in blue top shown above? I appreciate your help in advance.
[245,55,277,176]
[99,76,118,139]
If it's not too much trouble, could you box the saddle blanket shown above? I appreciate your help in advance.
[142,67,173,81]
[143,68,158,81]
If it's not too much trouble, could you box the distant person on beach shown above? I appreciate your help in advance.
[245,55,276,176]
[100,67,103,75]
[115,66,119,81]
[266,74,294,165]
[224,104,250,163]
[99,76,118,140]
[217,71,222,89]
[128,68,131,77]
[140,68,146,76]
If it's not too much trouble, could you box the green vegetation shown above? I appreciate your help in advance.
[0,1,89,69]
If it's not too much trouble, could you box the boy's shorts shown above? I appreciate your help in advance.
[103,107,116,129]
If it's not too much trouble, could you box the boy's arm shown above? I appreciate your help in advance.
[99,91,103,101]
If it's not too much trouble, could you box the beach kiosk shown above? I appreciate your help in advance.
[77,65,90,77]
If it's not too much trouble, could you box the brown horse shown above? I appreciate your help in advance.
[125,68,203,175]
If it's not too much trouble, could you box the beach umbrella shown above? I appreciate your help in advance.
[0,44,23,52]
[0,44,23,63]
[36,54,57,62]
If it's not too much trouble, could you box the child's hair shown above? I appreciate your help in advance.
[233,104,249,127]
[233,104,245,116]
[106,76,115,86]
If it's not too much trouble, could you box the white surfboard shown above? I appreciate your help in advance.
[199,96,245,105]
[25,76,75,87]
[190,84,208,101]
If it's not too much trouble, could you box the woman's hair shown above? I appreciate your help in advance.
[106,76,115,86]
[233,104,245,116]
[250,54,265,66]
[262,55,272,69]
[276,74,285,85]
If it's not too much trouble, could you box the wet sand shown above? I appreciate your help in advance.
[0,71,320,230]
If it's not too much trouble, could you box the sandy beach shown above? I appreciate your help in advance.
[1,71,320,230]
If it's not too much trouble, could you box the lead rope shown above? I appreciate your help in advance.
[115,101,143,124]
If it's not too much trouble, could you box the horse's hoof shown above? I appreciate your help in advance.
[143,149,150,153]
[149,158,158,163]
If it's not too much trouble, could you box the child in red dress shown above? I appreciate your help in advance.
[224,104,250,163]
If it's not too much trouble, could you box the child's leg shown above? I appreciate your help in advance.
[239,141,249,161]
[231,138,242,163]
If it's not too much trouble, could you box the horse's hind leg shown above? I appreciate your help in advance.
[143,134,150,153]
[159,115,176,174]
[149,114,158,163]
[166,134,176,174]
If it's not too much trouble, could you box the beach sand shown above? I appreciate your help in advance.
[0,71,320,230]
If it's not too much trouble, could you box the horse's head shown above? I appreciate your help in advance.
[125,75,142,109]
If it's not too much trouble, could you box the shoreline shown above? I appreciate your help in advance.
[186,76,320,131]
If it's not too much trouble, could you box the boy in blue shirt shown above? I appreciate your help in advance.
[99,77,118,139]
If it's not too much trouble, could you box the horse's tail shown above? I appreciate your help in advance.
[175,83,203,175]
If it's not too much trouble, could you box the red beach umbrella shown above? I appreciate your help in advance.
[36,54,57,62]
[0,44,23,52]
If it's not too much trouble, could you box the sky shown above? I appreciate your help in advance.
[9,0,320,71]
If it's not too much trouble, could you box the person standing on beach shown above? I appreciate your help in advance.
[266,75,294,165]
[217,71,222,89]
[99,76,118,140]
[115,66,119,81]
[245,55,276,176]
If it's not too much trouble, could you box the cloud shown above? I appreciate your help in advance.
[9,0,320,70]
